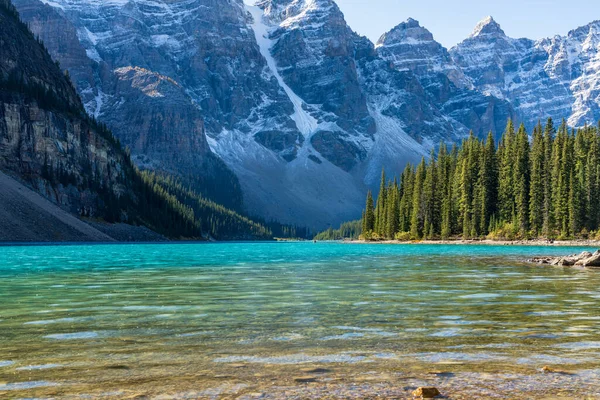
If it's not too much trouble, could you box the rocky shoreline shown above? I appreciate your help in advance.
[529,250,600,267]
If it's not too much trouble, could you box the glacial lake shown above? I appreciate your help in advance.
[1,242,600,398]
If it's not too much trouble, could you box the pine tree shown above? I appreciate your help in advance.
[569,168,582,237]
[399,165,414,233]
[498,119,516,223]
[586,130,600,230]
[553,122,572,236]
[542,118,555,236]
[438,143,452,239]
[514,123,530,235]
[529,121,545,236]
[386,180,400,238]
[363,190,375,233]
[374,170,387,236]
[410,158,426,239]
[479,131,498,234]
[423,148,438,238]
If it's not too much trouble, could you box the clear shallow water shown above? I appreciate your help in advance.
[1,242,600,398]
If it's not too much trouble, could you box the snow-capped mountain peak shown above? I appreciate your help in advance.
[469,16,505,39]
[376,18,434,48]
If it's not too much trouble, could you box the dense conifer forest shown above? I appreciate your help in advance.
[361,119,600,241]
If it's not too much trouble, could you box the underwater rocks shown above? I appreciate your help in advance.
[412,386,441,398]
[529,250,600,268]
[294,376,318,383]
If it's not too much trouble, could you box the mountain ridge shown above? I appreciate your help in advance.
[12,0,600,229]
[0,0,280,241]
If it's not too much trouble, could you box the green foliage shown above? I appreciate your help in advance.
[137,173,275,240]
[359,118,600,241]
[394,231,411,241]
[314,220,362,241]
[362,191,375,233]
[0,70,82,117]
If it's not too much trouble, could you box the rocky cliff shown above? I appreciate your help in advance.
[0,0,203,240]
[376,18,515,139]
[0,0,127,218]
[13,0,244,210]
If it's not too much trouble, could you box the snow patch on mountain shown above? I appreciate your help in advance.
[247,4,318,137]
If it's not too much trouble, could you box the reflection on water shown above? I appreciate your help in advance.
[1,242,600,398]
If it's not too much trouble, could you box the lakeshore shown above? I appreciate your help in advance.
[345,238,600,247]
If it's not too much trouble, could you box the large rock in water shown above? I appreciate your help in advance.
[575,251,600,267]
[412,387,441,398]
[530,251,600,268]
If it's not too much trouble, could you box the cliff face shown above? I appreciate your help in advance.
[12,0,244,210]
[0,0,129,218]
[0,94,128,216]
[376,18,515,139]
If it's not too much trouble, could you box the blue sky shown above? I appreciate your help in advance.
[332,0,600,48]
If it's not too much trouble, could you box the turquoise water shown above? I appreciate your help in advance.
[1,242,600,398]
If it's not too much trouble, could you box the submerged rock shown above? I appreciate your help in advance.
[412,387,441,398]
[294,376,318,383]
[300,367,331,374]
[541,365,575,375]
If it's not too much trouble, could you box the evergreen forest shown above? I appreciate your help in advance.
[361,119,600,241]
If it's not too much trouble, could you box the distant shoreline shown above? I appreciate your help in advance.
[342,239,600,247]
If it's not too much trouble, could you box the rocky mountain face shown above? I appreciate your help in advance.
[451,16,600,129]
[11,0,600,228]
[13,0,244,210]
[0,0,129,218]
[375,18,515,138]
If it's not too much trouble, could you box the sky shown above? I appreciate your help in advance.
[328,0,600,48]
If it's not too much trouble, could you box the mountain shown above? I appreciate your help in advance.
[11,0,600,229]
[12,0,244,210]
[451,16,600,128]
[0,0,276,241]
[375,18,515,138]
[12,0,479,228]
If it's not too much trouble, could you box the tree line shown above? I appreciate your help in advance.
[314,220,362,241]
[362,118,600,241]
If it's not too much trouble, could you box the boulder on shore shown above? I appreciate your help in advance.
[530,250,600,268]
